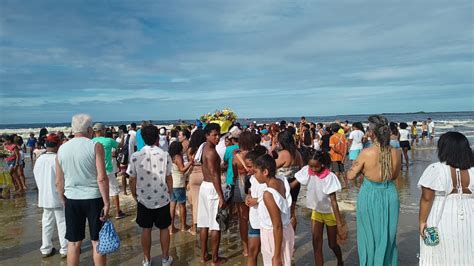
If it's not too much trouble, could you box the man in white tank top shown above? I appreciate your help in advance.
[56,114,110,266]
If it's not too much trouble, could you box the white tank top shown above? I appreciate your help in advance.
[258,176,292,229]
[58,137,100,200]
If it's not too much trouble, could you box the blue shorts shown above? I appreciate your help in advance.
[171,187,186,204]
[390,140,400,149]
[248,223,260,237]
[348,149,361,160]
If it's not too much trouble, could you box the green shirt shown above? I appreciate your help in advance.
[223,144,239,185]
[92,137,119,174]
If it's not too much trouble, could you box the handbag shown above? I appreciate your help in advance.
[97,219,121,255]
[423,227,440,246]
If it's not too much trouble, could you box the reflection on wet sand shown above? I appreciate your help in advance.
[0,147,437,265]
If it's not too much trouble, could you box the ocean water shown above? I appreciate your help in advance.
[0,111,473,140]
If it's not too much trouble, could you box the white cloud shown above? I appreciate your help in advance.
[170,78,190,83]
[0,0,473,123]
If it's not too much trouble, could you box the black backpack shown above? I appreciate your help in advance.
[117,134,130,165]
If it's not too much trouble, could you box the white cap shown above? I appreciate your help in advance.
[229,126,239,134]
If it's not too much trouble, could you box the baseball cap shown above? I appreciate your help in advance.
[92,123,106,131]
[45,133,61,147]
[260,129,269,135]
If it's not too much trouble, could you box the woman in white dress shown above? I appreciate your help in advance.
[418,131,473,265]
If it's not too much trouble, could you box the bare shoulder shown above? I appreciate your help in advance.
[204,147,219,162]
[363,146,378,155]
[357,148,370,161]
[278,150,291,159]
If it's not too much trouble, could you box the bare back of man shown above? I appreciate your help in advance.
[199,124,227,265]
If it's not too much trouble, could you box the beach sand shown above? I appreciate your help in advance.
[0,145,436,265]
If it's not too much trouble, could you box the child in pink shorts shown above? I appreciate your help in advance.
[254,154,294,266]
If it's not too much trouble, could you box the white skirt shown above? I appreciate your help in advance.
[419,194,474,265]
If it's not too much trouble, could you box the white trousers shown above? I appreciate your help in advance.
[40,207,67,255]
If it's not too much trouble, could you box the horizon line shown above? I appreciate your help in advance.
[0,110,472,126]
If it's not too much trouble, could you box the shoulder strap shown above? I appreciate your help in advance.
[434,166,453,227]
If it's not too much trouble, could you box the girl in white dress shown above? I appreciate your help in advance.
[418,132,473,265]
[254,154,294,266]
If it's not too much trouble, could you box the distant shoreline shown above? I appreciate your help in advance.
[0,110,472,127]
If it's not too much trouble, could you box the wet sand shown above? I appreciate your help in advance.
[0,145,436,265]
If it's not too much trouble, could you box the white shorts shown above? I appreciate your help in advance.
[108,173,121,196]
[197,181,220,231]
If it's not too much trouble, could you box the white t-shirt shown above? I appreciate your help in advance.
[249,176,267,229]
[33,148,47,159]
[158,135,169,152]
[127,145,172,209]
[348,130,365,150]
[260,139,272,151]
[128,130,137,154]
[33,152,63,208]
[258,175,292,230]
[216,136,227,162]
[399,129,410,141]
[295,166,341,213]
[428,121,435,133]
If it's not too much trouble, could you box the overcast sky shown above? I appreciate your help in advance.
[0,0,473,124]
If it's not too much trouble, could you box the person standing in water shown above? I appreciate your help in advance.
[411,121,419,147]
[428,118,435,145]
[27,133,37,161]
[421,121,429,145]
[399,122,411,167]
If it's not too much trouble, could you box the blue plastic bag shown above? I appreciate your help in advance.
[97,220,120,255]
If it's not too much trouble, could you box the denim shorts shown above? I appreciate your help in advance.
[248,223,260,237]
[171,187,186,204]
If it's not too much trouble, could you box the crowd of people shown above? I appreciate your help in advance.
[0,113,472,266]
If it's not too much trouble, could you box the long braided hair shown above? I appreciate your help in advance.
[368,115,393,181]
